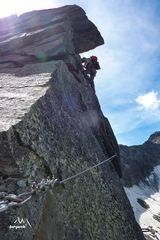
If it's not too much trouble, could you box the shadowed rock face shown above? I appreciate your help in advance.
[0,5,104,64]
[0,5,144,240]
[120,132,160,187]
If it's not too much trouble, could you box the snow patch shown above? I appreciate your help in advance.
[125,165,160,239]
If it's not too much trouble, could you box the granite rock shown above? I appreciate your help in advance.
[0,5,144,240]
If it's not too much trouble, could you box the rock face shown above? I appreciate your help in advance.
[0,5,144,240]
[120,132,160,187]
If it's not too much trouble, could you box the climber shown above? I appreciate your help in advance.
[81,56,101,88]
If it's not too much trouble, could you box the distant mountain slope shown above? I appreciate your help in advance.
[120,132,160,239]
[120,132,160,187]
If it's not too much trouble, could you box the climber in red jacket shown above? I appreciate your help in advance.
[82,56,100,88]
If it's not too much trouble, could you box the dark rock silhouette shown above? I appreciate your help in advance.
[0,5,144,240]
[120,131,160,187]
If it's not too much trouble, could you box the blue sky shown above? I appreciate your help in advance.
[1,0,160,146]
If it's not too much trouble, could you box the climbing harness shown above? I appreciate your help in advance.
[0,154,117,213]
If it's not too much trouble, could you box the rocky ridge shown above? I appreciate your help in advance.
[120,131,160,187]
[120,132,160,240]
[0,5,144,240]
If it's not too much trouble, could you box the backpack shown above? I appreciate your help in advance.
[93,61,101,70]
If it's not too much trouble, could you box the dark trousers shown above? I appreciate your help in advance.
[83,68,96,88]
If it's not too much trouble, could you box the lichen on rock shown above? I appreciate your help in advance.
[0,5,144,240]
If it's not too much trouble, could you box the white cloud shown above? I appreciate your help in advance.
[19,1,160,145]
[136,91,160,111]
[1,0,159,145]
